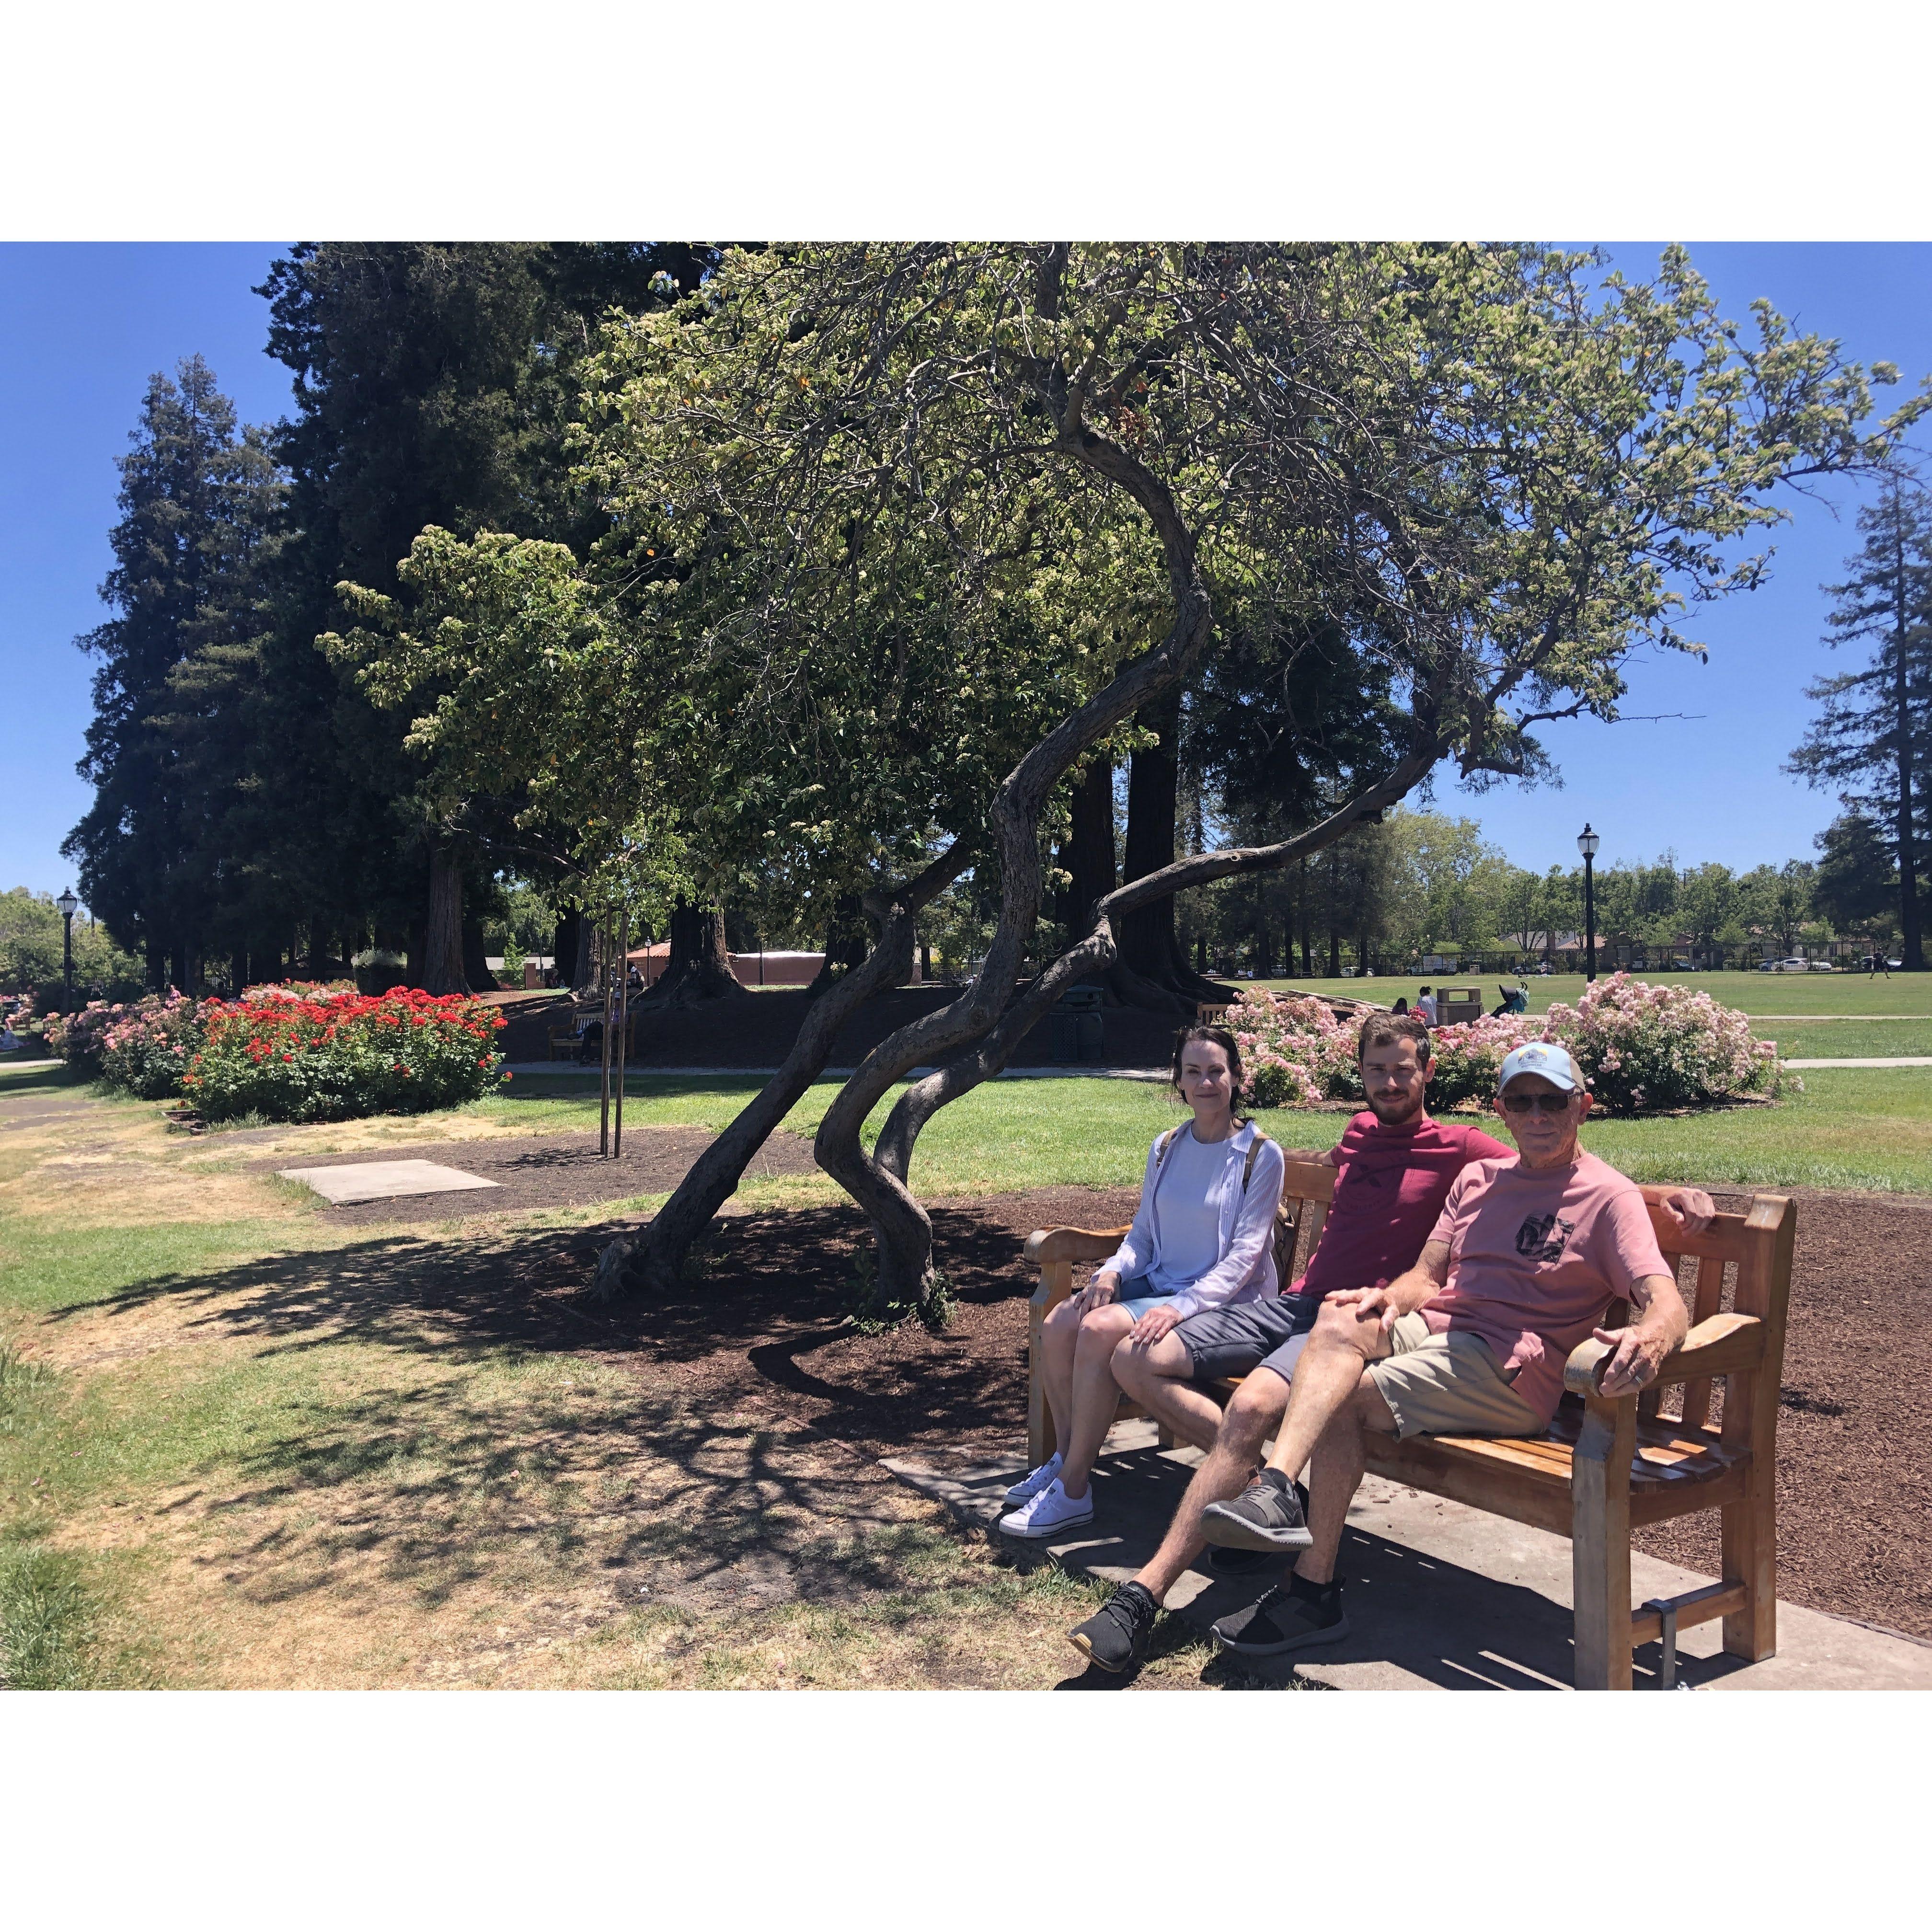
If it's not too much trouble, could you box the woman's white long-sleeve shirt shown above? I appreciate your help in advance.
[1099,1119,1286,1320]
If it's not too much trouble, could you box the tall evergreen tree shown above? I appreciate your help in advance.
[64,356,282,991]
[1788,473,1932,969]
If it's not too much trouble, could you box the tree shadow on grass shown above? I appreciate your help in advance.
[43,1197,1052,1465]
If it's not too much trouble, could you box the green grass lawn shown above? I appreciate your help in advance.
[1249,969,1932,1018]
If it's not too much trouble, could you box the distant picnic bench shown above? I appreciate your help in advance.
[1024,1158,1794,1690]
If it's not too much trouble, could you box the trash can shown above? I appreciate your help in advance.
[1437,986,1483,1027]
[1050,984,1106,1063]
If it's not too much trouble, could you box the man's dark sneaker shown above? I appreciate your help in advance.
[1199,1467,1313,1552]
[1211,1574,1349,1656]
[1068,1581,1160,1674]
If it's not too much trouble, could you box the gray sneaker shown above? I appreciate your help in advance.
[1199,1468,1313,1552]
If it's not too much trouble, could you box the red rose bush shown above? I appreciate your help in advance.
[181,985,506,1122]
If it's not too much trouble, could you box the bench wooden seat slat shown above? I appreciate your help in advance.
[1025,1157,1795,1690]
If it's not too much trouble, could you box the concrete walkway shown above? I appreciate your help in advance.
[1782,1056,1932,1070]
[886,1422,1932,1690]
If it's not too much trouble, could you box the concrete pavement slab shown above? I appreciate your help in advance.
[886,1421,1932,1690]
[276,1158,501,1206]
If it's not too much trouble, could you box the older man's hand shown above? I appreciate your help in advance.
[1592,1321,1673,1397]
[1657,1186,1716,1236]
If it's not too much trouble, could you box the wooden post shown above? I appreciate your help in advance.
[1721,1196,1795,1662]
[1570,1391,1636,1690]
[612,908,631,1159]
[598,920,614,1159]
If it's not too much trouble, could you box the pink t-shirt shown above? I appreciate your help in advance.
[1423,1149,1671,1425]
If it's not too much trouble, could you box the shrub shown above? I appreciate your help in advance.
[41,1000,121,1077]
[1543,972,1785,1113]
[1228,974,1785,1116]
[181,984,506,1123]
[1227,989,1361,1108]
[96,991,211,1098]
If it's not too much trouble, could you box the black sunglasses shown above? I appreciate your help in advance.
[1500,1090,1576,1116]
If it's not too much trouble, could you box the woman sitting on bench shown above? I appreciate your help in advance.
[1000,1024,1287,1538]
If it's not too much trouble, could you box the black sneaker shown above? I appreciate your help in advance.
[1199,1468,1313,1552]
[1211,1575,1349,1656]
[1068,1582,1160,1674]
[1205,1484,1307,1576]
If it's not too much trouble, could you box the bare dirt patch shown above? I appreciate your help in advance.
[260,1127,820,1226]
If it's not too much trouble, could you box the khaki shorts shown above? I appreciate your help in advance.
[1367,1313,1543,1441]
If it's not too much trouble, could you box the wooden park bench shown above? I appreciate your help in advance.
[1024,1156,1795,1690]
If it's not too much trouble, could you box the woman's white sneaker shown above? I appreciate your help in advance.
[1002,1452,1064,1506]
[997,1478,1094,1539]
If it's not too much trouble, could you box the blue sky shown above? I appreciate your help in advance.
[3,242,1930,904]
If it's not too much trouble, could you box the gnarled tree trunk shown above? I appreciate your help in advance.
[591,845,969,1297]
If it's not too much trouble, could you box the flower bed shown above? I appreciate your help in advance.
[182,985,506,1123]
[1230,975,1785,1116]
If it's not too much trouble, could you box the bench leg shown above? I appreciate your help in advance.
[1720,1448,1777,1664]
[1570,1396,1636,1690]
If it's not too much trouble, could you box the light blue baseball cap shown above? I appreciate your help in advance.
[1497,1041,1584,1094]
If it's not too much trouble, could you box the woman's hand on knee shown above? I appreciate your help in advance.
[1070,1271,1121,1318]
[1124,1302,1183,1350]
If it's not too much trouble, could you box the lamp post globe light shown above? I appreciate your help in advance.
[56,888,79,1011]
[1576,826,1600,985]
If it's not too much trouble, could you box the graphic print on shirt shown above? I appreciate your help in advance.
[1513,1211,1576,1265]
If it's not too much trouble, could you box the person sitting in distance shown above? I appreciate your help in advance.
[1000,1025,1286,1540]
[1065,1017,1711,1673]
[1194,1041,1690,1658]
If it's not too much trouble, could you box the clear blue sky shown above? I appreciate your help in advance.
[3,242,1930,906]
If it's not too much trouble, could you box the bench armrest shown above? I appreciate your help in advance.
[1024,1226,1131,1267]
[1563,1311,1766,1399]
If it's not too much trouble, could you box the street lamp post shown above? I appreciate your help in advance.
[56,889,80,1010]
[1576,827,1600,984]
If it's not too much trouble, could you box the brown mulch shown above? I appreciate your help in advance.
[225,1134,1932,1641]
[261,1127,819,1225]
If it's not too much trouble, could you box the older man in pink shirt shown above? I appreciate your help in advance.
[1196,1040,1689,1656]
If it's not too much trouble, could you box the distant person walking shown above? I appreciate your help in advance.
[1870,953,1892,979]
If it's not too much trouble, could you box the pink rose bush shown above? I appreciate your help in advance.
[1230,974,1786,1116]
[1227,990,1362,1107]
[1542,973,1785,1113]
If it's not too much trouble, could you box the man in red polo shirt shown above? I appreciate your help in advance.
[1067,1016,1710,1675]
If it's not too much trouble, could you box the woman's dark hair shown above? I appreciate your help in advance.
[1391,996,1409,1015]
[1170,1024,1245,1105]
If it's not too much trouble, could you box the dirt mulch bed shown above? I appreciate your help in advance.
[262,1127,819,1225]
[263,1158,1930,1643]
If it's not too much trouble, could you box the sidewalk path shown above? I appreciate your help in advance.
[889,1421,1932,1690]
[1781,1056,1932,1070]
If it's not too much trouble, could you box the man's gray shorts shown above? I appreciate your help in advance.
[1175,1295,1320,1385]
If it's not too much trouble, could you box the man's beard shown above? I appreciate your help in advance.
[1365,1085,1426,1127]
